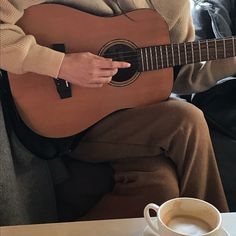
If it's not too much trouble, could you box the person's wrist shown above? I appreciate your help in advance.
[58,54,68,79]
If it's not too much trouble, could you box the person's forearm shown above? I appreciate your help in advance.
[0,23,65,77]
[0,0,64,77]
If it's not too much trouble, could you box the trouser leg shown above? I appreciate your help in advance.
[70,99,228,219]
[80,155,179,220]
[50,158,114,221]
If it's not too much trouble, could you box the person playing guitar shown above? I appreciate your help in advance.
[1,0,236,221]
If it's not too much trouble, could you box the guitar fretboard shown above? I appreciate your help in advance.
[138,36,236,72]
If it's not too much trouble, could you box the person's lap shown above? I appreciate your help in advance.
[55,98,227,220]
[55,99,193,220]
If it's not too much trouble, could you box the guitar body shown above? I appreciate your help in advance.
[8,4,173,138]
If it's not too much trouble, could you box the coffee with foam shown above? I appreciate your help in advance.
[166,215,212,235]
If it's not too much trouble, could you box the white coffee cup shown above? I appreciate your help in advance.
[144,197,228,236]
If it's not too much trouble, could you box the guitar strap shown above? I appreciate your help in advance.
[52,44,72,99]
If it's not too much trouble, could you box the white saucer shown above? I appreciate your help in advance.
[219,227,230,236]
[143,225,159,236]
[143,220,230,236]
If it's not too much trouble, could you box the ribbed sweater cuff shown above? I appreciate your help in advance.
[23,44,65,78]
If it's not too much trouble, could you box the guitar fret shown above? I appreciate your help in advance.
[154,46,159,70]
[166,44,173,67]
[171,44,175,66]
[214,39,218,59]
[233,37,235,56]
[160,46,164,69]
[192,42,200,63]
[209,40,217,60]
[145,47,149,71]
[172,43,181,66]
[185,42,193,64]
[165,45,169,67]
[184,43,188,64]
[225,38,231,58]
[206,40,209,61]
[178,44,181,65]
[216,39,224,59]
[223,38,226,58]
[172,44,176,65]
[152,46,158,70]
[149,47,154,70]
[140,48,145,72]
[191,42,195,63]
[157,46,162,69]
[198,41,202,62]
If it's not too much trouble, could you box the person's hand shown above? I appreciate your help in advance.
[58,52,131,88]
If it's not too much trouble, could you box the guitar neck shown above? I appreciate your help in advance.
[138,36,236,72]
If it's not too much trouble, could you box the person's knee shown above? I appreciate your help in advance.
[175,102,208,130]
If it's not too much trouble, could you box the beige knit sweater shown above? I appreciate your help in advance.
[0,0,236,94]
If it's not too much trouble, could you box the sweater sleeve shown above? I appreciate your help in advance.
[0,0,65,78]
[172,0,236,95]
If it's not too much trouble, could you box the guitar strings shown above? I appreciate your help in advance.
[100,36,236,59]
[101,36,236,64]
[103,45,236,60]
[103,45,236,61]
[104,49,236,68]
[104,48,235,62]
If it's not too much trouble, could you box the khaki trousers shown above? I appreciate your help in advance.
[69,98,228,219]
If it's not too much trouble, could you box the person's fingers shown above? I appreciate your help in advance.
[90,53,130,69]
[90,76,113,85]
[93,54,131,69]
[96,58,131,69]
[95,68,118,77]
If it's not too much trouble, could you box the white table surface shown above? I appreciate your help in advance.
[0,213,235,236]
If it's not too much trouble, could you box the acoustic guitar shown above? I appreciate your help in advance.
[7,4,236,138]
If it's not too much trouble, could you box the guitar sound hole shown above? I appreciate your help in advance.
[100,42,139,86]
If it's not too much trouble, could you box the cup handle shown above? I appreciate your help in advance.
[144,203,160,234]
